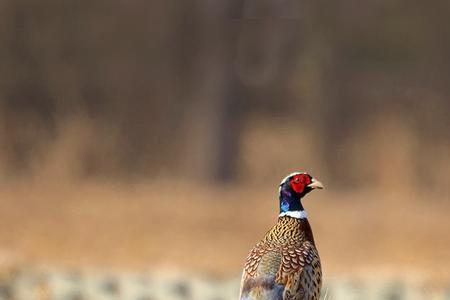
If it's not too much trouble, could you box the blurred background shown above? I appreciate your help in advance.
[0,0,449,299]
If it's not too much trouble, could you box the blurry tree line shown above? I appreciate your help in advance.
[0,0,449,186]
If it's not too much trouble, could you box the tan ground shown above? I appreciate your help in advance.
[0,178,448,282]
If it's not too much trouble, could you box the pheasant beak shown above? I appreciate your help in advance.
[307,178,324,189]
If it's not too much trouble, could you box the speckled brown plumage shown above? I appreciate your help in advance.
[239,216,322,300]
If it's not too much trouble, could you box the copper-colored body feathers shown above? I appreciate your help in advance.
[239,217,322,300]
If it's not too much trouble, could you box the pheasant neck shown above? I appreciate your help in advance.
[278,210,308,219]
[279,188,305,214]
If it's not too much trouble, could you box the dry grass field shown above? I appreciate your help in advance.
[0,177,448,283]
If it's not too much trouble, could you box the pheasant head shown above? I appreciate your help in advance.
[278,172,324,217]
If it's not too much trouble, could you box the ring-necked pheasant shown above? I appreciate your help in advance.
[239,172,324,300]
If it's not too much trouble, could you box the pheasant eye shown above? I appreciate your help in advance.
[294,177,300,183]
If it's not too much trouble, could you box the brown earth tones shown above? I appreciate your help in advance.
[0,179,448,281]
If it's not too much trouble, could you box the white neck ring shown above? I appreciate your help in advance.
[278,210,308,219]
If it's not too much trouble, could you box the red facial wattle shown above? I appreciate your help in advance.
[289,174,312,194]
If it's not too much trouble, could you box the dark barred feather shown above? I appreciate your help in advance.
[239,216,322,300]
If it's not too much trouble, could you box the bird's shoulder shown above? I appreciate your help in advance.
[240,236,321,299]
[241,218,312,280]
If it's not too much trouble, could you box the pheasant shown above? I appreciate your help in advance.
[239,172,324,300]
